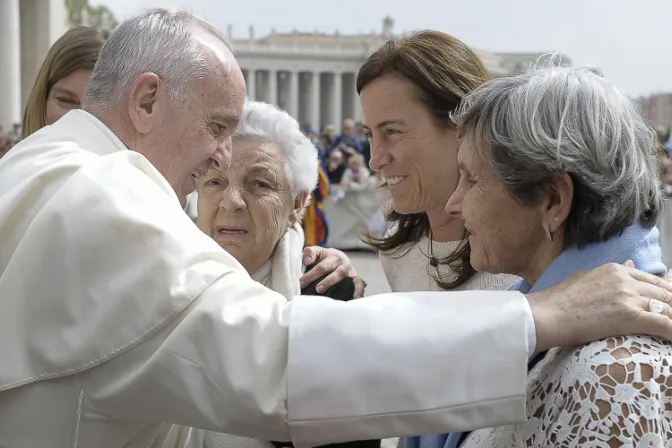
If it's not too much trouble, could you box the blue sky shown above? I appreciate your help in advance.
[98,0,672,97]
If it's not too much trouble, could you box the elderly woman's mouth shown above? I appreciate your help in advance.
[215,226,249,240]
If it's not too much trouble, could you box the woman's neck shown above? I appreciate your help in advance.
[426,207,465,242]
[518,242,564,286]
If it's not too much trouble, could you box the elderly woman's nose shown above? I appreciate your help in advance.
[219,185,246,210]
[445,186,465,218]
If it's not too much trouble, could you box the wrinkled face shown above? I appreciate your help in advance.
[197,138,301,274]
[45,68,93,125]
[360,75,461,214]
[445,136,546,275]
[130,30,246,206]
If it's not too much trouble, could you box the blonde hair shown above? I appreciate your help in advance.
[22,26,108,137]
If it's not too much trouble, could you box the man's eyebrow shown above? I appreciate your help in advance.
[210,112,239,123]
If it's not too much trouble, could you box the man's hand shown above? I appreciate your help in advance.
[529,261,672,352]
[300,247,366,298]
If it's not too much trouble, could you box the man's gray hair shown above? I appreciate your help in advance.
[84,8,230,108]
[234,101,319,215]
[453,54,662,248]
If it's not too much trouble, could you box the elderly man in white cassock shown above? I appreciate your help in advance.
[1,9,672,448]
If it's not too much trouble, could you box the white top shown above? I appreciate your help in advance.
[0,109,533,447]
[380,236,517,292]
[461,334,672,447]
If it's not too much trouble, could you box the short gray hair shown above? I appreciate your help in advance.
[453,54,662,248]
[84,8,230,108]
[234,101,319,212]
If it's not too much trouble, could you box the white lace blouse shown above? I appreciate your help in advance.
[461,335,672,447]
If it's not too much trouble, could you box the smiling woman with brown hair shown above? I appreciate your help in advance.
[22,25,108,138]
[355,30,517,293]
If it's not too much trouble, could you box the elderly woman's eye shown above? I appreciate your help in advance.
[253,180,271,189]
[204,178,222,187]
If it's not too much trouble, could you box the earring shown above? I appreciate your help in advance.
[544,224,554,242]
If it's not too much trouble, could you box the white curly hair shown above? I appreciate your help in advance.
[234,101,319,215]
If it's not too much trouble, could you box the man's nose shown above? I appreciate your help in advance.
[211,140,232,172]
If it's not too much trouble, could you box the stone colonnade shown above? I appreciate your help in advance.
[242,69,362,131]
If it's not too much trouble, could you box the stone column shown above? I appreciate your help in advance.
[267,69,278,106]
[331,72,343,131]
[0,0,22,130]
[310,72,321,130]
[287,70,299,118]
[247,69,256,100]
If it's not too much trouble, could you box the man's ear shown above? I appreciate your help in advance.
[127,73,162,135]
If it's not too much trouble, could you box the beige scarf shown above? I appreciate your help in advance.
[250,223,305,300]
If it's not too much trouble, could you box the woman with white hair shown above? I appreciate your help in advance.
[408,58,672,447]
[180,100,379,448]
[196,100,367,303]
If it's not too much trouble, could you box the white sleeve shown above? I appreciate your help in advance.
[78,284,531,448]
[285,291,530,447]
[523,299,538,356]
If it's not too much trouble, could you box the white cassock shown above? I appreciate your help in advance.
[0,110,532,447]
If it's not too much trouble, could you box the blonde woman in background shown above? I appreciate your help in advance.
[22,26,108,137]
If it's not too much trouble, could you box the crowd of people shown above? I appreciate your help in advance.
[1,10,672,448]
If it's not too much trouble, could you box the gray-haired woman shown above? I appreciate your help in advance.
[408,58,672,448]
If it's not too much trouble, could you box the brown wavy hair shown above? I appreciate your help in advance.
[22,26,108,138]
[357,30,491,290]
